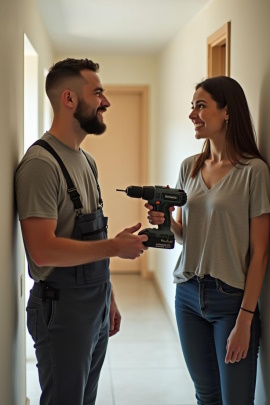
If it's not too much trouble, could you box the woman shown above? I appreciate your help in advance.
[146,76,270,404]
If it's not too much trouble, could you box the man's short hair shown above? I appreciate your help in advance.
[45,58,99,100]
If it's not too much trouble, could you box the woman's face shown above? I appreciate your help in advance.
[189,87,229,141]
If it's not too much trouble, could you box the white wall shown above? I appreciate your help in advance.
[154,0,270,403]
[0,0,53,403]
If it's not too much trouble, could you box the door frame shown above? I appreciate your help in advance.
[207,22,231,77]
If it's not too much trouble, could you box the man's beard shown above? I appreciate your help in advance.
[73,99,106,135]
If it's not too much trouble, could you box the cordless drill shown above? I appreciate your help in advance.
[116,185,187,249]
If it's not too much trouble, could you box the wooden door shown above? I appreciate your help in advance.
[81,86,148,275]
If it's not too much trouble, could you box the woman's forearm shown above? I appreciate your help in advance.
[171,217,183,244]
[236,214,269,326]
[240,254,268,313]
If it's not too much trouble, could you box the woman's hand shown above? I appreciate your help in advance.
[144,203,175,226]
[225,321,251,363]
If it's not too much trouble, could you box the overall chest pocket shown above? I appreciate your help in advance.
[74,210,110,284]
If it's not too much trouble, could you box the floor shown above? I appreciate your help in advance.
[26,274,196,405]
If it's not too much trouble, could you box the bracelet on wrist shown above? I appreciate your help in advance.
[240,306,255,315]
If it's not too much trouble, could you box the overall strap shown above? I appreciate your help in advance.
[31,139,103,213]
[81,149,103,207]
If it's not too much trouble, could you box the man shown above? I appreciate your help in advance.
[15,58,148,405]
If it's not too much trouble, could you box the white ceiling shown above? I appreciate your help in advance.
[35,0,210,56]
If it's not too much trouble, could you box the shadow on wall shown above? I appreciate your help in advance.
[13,205,26,405]
[256,255,270,405]
[258,68,270,161]
[256,68,270,405]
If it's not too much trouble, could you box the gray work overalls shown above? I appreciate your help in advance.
[26,140,111,405]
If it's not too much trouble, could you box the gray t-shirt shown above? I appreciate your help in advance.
[15,132,99,281]
[173,155,270,289]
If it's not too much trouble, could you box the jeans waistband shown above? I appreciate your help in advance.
[193,275,220,287]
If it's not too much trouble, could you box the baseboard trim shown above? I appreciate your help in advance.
[111,269,154,278]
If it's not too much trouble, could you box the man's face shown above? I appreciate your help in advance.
[73,97,107,135]
[73,70,110,135]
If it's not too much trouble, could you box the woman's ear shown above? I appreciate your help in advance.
[224,106,229,121]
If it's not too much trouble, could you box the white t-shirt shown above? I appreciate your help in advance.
[173,155,270,289]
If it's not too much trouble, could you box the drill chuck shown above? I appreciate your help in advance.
[123,186,155,200]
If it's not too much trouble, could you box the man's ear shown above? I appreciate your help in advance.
[62,90,76,108]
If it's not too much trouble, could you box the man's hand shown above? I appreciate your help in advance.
[114,223,148,259]
[109,291,121,337]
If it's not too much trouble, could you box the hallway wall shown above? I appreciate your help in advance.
[0,0,53,403]
[153,0,270,403]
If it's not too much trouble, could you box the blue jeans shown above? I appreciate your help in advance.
[175,276,260,405]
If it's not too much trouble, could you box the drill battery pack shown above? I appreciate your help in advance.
[138,228,175,249]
